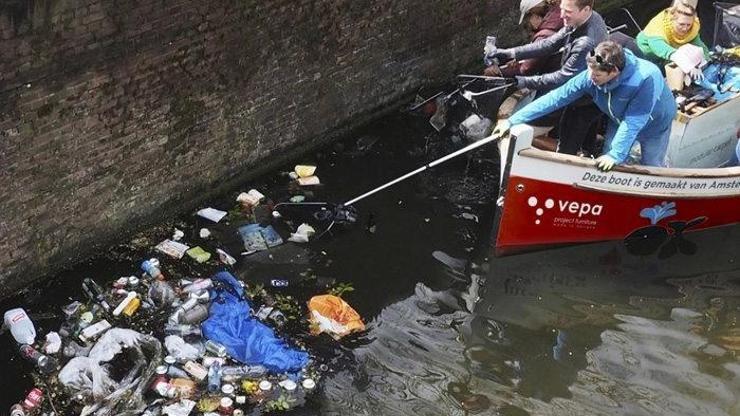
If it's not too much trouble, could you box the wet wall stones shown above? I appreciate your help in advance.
[0,0,522,296]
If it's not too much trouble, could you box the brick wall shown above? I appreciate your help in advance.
[0,0,527,295]
[0,0,635,295]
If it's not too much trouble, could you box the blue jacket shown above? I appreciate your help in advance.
[509,49,677,163]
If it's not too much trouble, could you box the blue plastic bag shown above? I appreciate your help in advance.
[202,271,308,373]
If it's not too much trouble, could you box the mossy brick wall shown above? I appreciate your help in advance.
[0,0,634,296]
[0,0,524,296]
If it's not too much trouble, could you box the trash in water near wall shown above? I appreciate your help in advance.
[196,207,228,223]
[0,163,382,415]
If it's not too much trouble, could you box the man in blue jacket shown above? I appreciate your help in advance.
[492,41,677,170]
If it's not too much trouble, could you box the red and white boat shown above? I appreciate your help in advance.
[492,93,740,257]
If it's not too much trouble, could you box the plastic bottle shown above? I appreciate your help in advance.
[81,278,111,313]
[220,364,268,378]
[113,291,138,316]
[182,278,213,293]
[164,324,202,338]
[19,345,57,374]
[207,360,222,392]
[3,308,36,345]
[141,258,164,280]
[484,35,497,66]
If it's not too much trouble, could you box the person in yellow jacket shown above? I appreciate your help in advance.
[636,0,709,70]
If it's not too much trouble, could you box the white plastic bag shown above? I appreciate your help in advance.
[59,328,162,416]
[165,335,201,361]
[58,356,117,399]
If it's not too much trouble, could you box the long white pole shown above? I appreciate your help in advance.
[343,134,499,206]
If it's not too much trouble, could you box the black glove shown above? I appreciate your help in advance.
[485,48,514,66]
[483,48,515,66]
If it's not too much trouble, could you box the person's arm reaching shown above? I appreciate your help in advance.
[509,27,569,61]
[516,36,595,91]
[509,70,591,125]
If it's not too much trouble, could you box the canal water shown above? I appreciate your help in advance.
[2,105,739,415]
[3,2,740,413]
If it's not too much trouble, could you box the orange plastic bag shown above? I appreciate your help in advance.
[307,295,365,339]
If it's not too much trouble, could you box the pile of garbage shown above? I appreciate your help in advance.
[2,165,366,416]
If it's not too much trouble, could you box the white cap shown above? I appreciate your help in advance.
[519,0,544,25]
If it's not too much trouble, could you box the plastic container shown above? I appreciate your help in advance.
[19,345,57,374]
[220,364,268,378]
[164,324,202,338]
[4,308,36,345]
[184,361,208,380]
[218,397,233,415]
[182,278,212,293]
[202,356,226,368]
[141,258,164,280]
[258,380,272,391]
[220,383,234,396]
[302,378,316,390]
[207,360,222,392]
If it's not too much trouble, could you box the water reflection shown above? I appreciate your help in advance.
[316,223,739,416]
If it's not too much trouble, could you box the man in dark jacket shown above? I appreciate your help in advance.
[485,0,564,77]
[486,0,608,155]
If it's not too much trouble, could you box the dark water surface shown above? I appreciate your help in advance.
[2,108,738,415]
[3,2,740,411]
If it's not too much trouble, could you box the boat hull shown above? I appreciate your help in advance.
[492,124,740,257]
[495,175,740,256]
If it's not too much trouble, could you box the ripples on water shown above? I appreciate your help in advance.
[1,112,737,416]
[314,261,739,416]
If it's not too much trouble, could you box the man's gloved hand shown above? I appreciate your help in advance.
[483,48,514,67]
[491,119,511,140]
[595,155,617,172]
